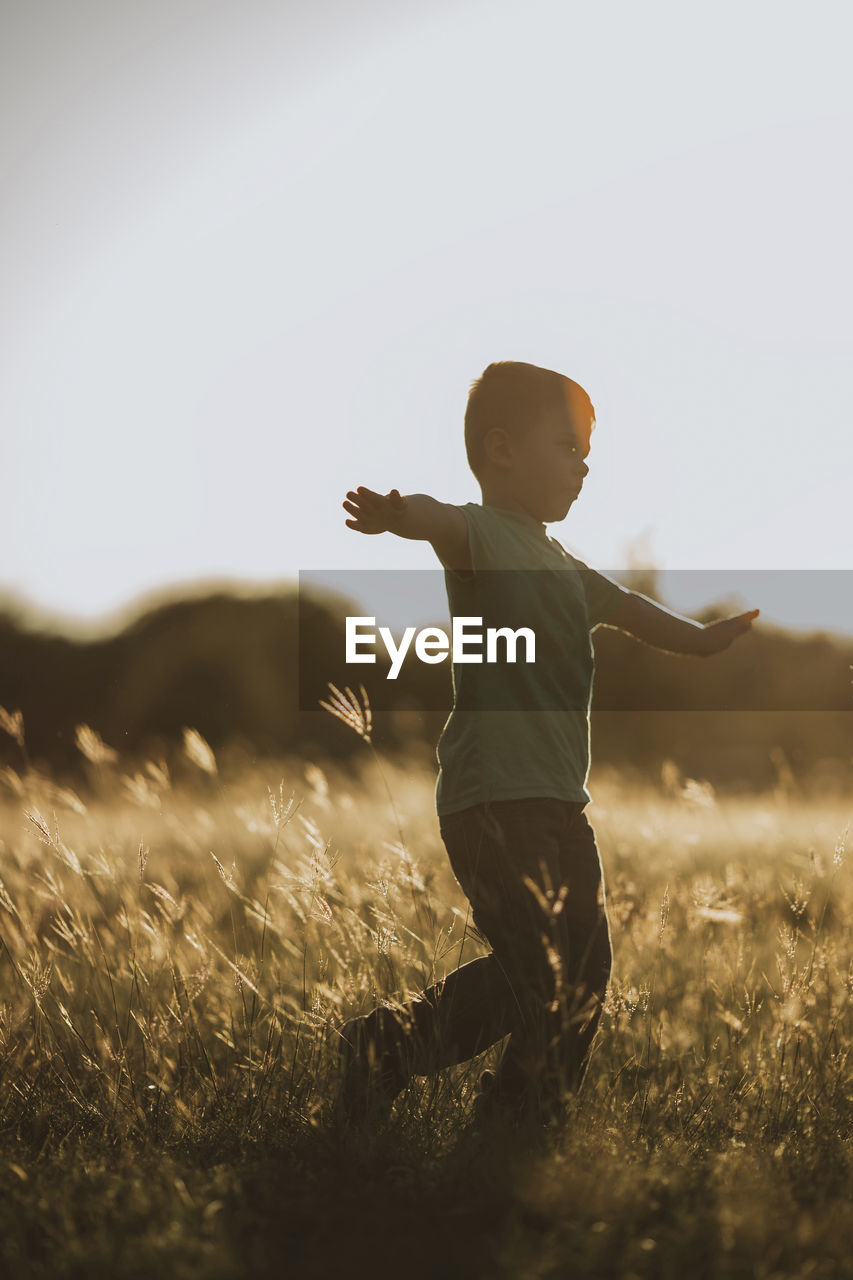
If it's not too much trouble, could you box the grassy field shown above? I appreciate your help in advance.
[0,710,852,1278]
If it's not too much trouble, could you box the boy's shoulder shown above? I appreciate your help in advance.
[448,502,557,576]
[447,502,627,626]
[453,502,584,568]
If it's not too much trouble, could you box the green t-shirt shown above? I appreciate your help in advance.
[434,503,627,817]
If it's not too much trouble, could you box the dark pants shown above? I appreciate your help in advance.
[356,797,613,1117]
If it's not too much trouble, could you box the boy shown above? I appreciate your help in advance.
[337,360,758,1129]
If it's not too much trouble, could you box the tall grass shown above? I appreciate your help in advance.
[0,702,852,1276]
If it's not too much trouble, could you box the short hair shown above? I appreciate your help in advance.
[464,361,595,480]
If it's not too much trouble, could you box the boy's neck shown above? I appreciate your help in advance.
[478,487,548,537]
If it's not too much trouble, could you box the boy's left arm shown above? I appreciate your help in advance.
[601,591,760,656]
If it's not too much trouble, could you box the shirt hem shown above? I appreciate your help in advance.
[436,783,592,819]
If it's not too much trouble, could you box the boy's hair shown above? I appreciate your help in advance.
[464,361,595,480]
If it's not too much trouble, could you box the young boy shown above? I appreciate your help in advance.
[337,360,758,1129]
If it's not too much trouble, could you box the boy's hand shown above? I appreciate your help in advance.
[699,609,760,655]
[341,489,470,564]
[343,486,408,534]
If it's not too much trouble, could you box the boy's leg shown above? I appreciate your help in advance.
[336,802,526,1101]
[433,798,611,1118]
[336,799,546,1120]
[490,802,612,1113]
[336,798,611,1120]
[336,950,521,1125]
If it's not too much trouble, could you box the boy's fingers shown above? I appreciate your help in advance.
[343,486,403,532]
[350,486,405,512]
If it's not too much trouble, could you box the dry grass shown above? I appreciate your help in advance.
[0,705,852,1276]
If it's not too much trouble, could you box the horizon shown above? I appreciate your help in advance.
[3,564,852,645]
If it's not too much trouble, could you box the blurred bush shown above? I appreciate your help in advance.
[0,586,850,792]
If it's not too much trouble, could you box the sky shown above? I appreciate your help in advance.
[3,0,852,638]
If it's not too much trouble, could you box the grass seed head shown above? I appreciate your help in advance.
[74,723,118,765]
[182,727,218,776]
[319,683,372,743]
[0,706,25,747]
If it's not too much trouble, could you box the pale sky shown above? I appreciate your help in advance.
[3,0,852,637]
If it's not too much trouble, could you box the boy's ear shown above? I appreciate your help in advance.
[483,426,514,469]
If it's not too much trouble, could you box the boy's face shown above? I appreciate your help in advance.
[506,393,591,523]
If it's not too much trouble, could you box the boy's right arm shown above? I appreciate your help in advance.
[343,487,472,574]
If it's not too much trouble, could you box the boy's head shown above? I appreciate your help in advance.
[464,361,595,522]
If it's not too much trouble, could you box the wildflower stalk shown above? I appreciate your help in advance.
[0,705,29,774]
[318,683,406,850]
[318,682,438,937]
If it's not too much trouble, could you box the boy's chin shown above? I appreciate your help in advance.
[536,496,575,522]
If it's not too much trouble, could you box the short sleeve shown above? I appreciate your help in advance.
[441,503,506,581]
[441,505,476,583]
[572,557,628,627]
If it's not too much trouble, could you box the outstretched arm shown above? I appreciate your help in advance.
[343,487,472,574]
[603,590,759,656]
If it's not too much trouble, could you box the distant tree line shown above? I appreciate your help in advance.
[0,586,850,792]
